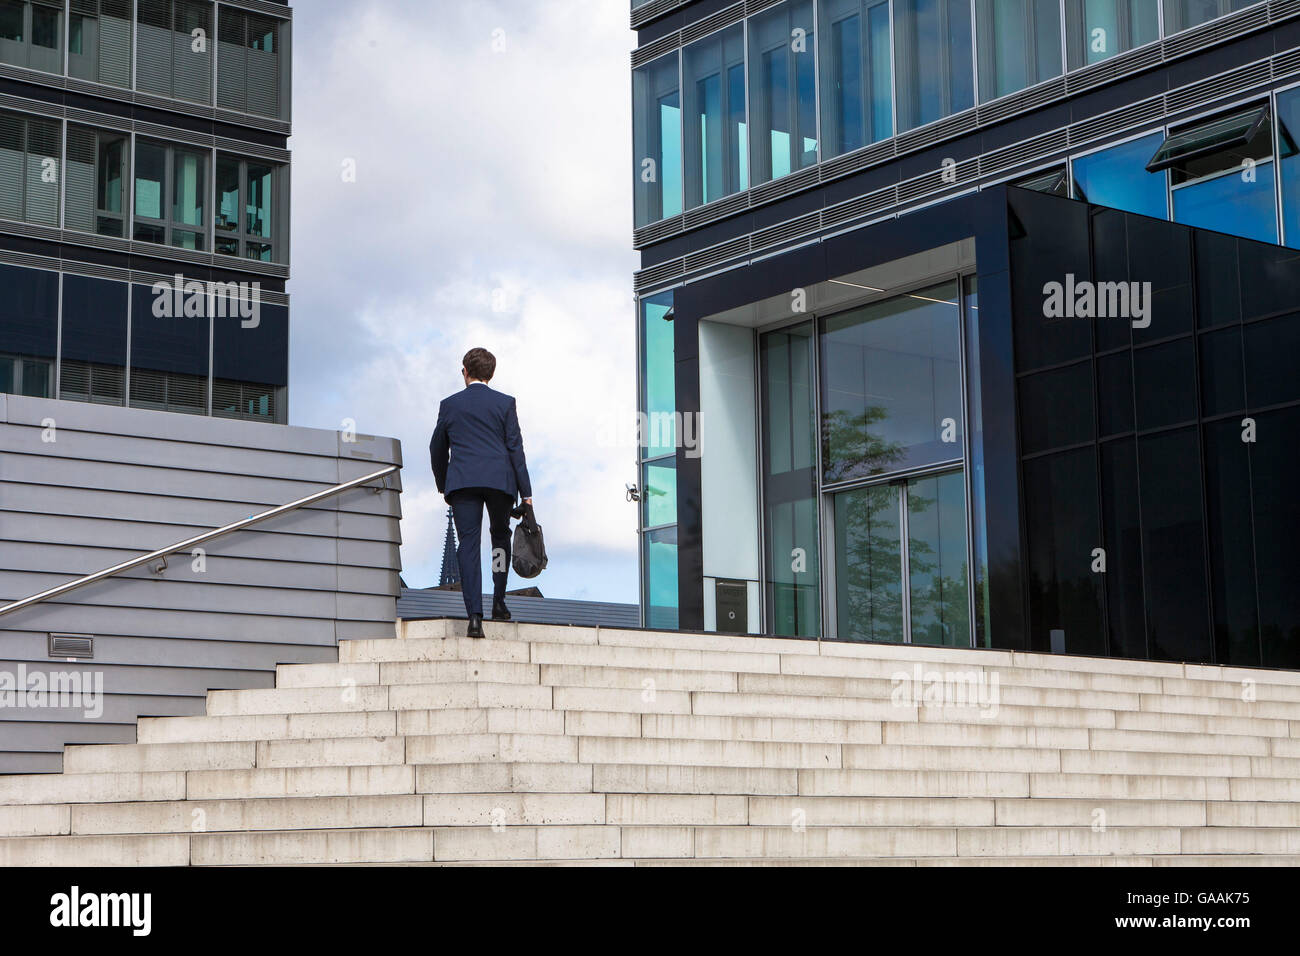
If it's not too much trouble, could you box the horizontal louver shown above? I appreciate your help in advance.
[246,46,278,117]
[0,112,22,221]
[100,4,133,88]
[217,9,246,111]
[24,118,59,226]
[130,367,207,414]
[59,359,91,401]
[65,126,97,233]
[60,360,125,406]
[172,2,212,105]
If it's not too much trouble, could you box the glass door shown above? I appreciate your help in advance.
[832,469,971,645]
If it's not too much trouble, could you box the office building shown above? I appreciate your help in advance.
[631,0,1300,668]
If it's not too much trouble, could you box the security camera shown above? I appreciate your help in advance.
[625,483,640,503]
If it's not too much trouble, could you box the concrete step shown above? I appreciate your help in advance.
[137,710,399,744]
[192,827,433,865]
[187,765,416,801]
[0,832,191,866]
[0,771,186,806]
[70,794,424,835]
[1028,772,1232,800]
[632,855,1300,867]
[6,620,1300,867]
[576,736,841,770]
[0,804,70,838]
[392,620,1300,695]
[141,701,1293,751]
[62,741,256,774]
[275,659,541,689]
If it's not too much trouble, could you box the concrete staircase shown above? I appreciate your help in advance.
[2,620,1300,866]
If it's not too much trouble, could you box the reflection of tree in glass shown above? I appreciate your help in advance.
[907,479,971,647]
[910,557,972,646]
[822,406,906,483]
[839,479,970,646]
[838,482,905,643]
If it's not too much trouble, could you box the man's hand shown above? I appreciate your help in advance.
[524,498,533,505]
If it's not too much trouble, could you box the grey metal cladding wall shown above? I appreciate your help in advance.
[0,393,403,773]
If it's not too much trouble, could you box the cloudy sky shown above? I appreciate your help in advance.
[286,2,641,604]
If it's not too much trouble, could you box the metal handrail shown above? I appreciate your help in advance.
[0,464,401,619]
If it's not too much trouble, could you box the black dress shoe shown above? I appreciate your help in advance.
[466,614,485,638]
[491,600,511,622]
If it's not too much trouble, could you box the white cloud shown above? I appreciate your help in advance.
[288,1,642,601]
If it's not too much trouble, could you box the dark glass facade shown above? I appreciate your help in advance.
[1008,188,1300,668]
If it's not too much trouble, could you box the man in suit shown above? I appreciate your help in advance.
[430,348,532,638]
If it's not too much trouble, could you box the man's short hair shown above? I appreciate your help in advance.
[463,348,496,382]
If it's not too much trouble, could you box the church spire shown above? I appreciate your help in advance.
[438,509,461,588]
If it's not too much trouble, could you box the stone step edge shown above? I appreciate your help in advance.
[389,620,1300,688]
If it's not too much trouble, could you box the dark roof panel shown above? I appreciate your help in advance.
[396,589,640,628]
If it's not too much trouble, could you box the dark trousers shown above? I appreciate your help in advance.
[448,487,514,617]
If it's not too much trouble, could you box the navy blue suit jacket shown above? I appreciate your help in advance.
[429,383,532,500]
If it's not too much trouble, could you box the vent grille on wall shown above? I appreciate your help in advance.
[48,634,95,660]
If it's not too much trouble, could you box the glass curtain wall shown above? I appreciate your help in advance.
[1163,0,1259,35]
[749,0,819,185]
[1160,106,1277,244]
[761,323,821,637]
[1280,87,1300,250]
[640,291,679,629]
[629,0,1280,227]
[818,0,893,159]
[683,23,747,208]
[1071,132,1168,219]
[1064,0,1159,69]
[633,52,682,227]
[975,0,1063,102]
[820,283,964,482]
[820,281,971,645]
[1005,188,1300,667]
[894,0,974,132]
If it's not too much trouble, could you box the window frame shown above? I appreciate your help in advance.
[681,22,749,210]
[132,137,209,250]
[0,351,55,398]
[214,153,276,262]
[65,123,129,238]
[0,0,64,74]
[1146,104,1271,176]
[0,109,61,226]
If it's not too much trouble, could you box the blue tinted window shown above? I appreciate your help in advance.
[683,24,746,208]
[820,282,964,483]
[1066,0,1159,69]
[1072,133,1168,219]
[632,53,681,227]
[1163,0,1257,34]
[1173,163,1277,244]
[643,458,678,530]
[976,0,1063,102]
[644,527,679,629]
[641,291,676,459]
[1278,88,1300,249]
[750,0,818,185]
[819,0,892,157]
[895,0,975,131]
[761,323,821,638]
